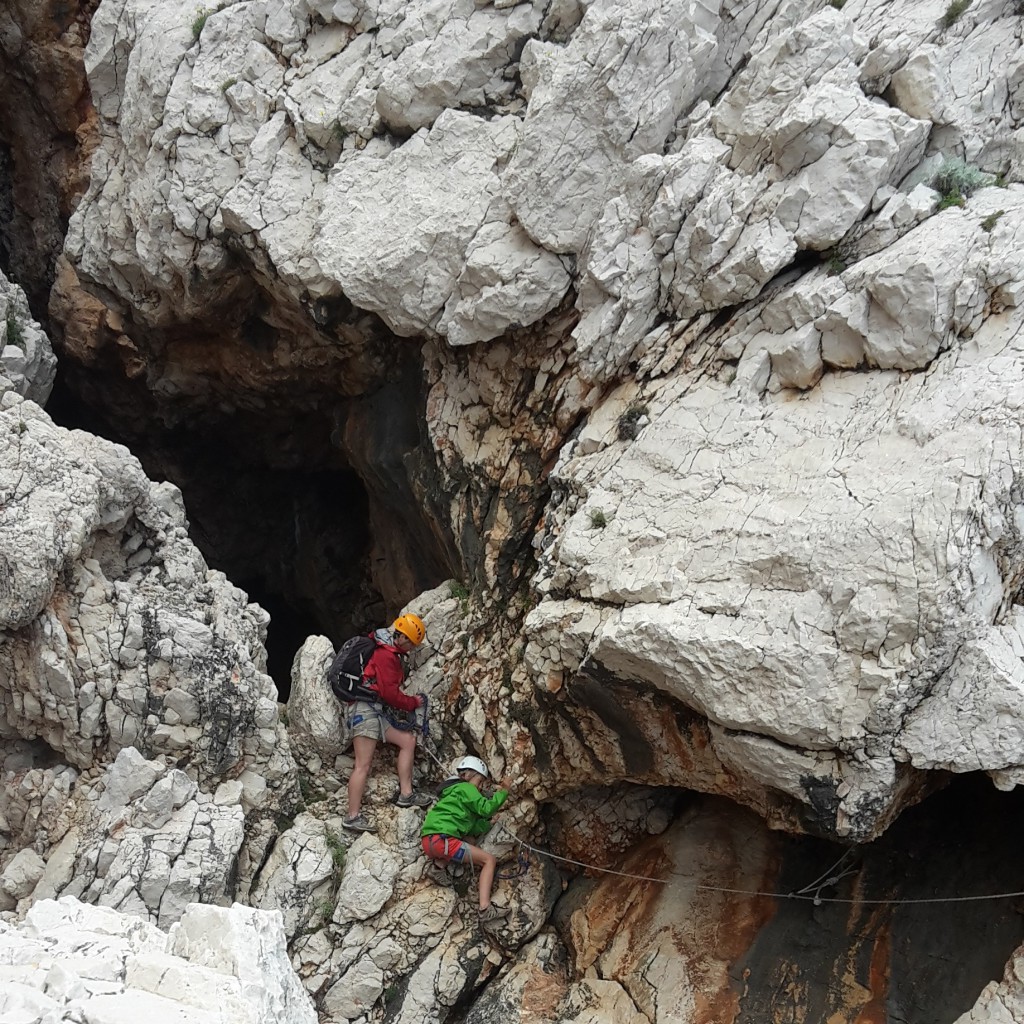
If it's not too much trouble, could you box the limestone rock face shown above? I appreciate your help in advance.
[0,388,291,789]
[0,382,298,928]
[528,189,1024,841]
[20,747,246,928]
[0,896,316,1024]
[64,0,573,348]
[14,0,1024,1020]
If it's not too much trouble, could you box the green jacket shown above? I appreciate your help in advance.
[421,780,508,839]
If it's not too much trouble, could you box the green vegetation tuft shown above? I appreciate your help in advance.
[5,317,24,350]
[325,828,347,873]
[192,7,210,37]
[980,210,1005,232]
[617,401,650,441]
[939,0,971,27]
[221,77,238,92]
[298,772,326,806]
[589,509,608,529]
[825,251,847,276]
[931,158,992,209]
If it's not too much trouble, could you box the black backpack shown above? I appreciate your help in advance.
[327,634,382,704]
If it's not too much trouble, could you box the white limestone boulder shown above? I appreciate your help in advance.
[503,0,720,255]
[0,270,55,406]
[250,813,336,938]
[333,832,402,924]
[375,1,542,133]
[954,941,1024,1024]
[286,634,345,773]
[315,110,569,342]
[0,896,315,1024]
[0,847,45,901]
[0,393,292,790]
[527,195,1024,840]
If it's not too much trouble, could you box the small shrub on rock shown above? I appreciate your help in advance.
[930,158,992,209]
[325,828,346,874]
[192,7,210,37]
[981,210,1005,232]
[617,401,650,441]
[5,317,24,350]
[939,0,971,27]
[589,509,608,529]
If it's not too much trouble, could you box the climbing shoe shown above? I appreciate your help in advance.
[395,791,432,808]
[477,905,510,926]
[342,813,374,833]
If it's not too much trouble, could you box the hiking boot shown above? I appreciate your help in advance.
[477,905,509,926]
[342,813,374,833]
[426,862,452,886]
[395,790,432,809]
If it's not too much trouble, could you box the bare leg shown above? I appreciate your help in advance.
[385,726,417,796]
[463,843,497,910]
[347,735,377,817]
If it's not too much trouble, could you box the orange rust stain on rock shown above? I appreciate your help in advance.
[519,965,569,1021]
[690,882,780,1023]
[851,922,891,1024]
[570,841,673,970]
[821,906,892,1024]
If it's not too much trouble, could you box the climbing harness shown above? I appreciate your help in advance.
[497,847,532,880]
[409,695,454,780]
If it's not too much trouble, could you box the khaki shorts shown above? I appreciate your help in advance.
[347,700,388,741]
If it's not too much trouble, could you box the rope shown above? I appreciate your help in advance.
[418,738,451,778]
[499,829,1024,906]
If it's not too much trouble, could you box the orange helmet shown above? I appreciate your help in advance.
[392,613,426,646]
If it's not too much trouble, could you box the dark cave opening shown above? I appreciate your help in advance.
[42,367,421,700]
[0,142,13,279]
[734,772,1024,1024]
[545,775,1024,1024]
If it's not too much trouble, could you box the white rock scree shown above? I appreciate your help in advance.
[0,897,316,1024]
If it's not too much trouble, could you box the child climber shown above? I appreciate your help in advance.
[421,756,509,925]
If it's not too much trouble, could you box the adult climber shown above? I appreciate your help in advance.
[343,613,431,832]
[421,755,510,926]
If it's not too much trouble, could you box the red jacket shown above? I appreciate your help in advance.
[363,641,420,712]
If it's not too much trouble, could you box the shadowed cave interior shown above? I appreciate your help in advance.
[734,772,1024,1023]
[544,775,1024,1024]
[43,366,444,695]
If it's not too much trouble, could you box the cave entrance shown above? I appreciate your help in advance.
[737,773,1024,1023]
[546,775,1024,1024]
[44,362,454,699]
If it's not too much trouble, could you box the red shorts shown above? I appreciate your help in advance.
[422,834,466,863]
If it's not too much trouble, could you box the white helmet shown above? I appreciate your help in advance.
[456,756,489,779]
